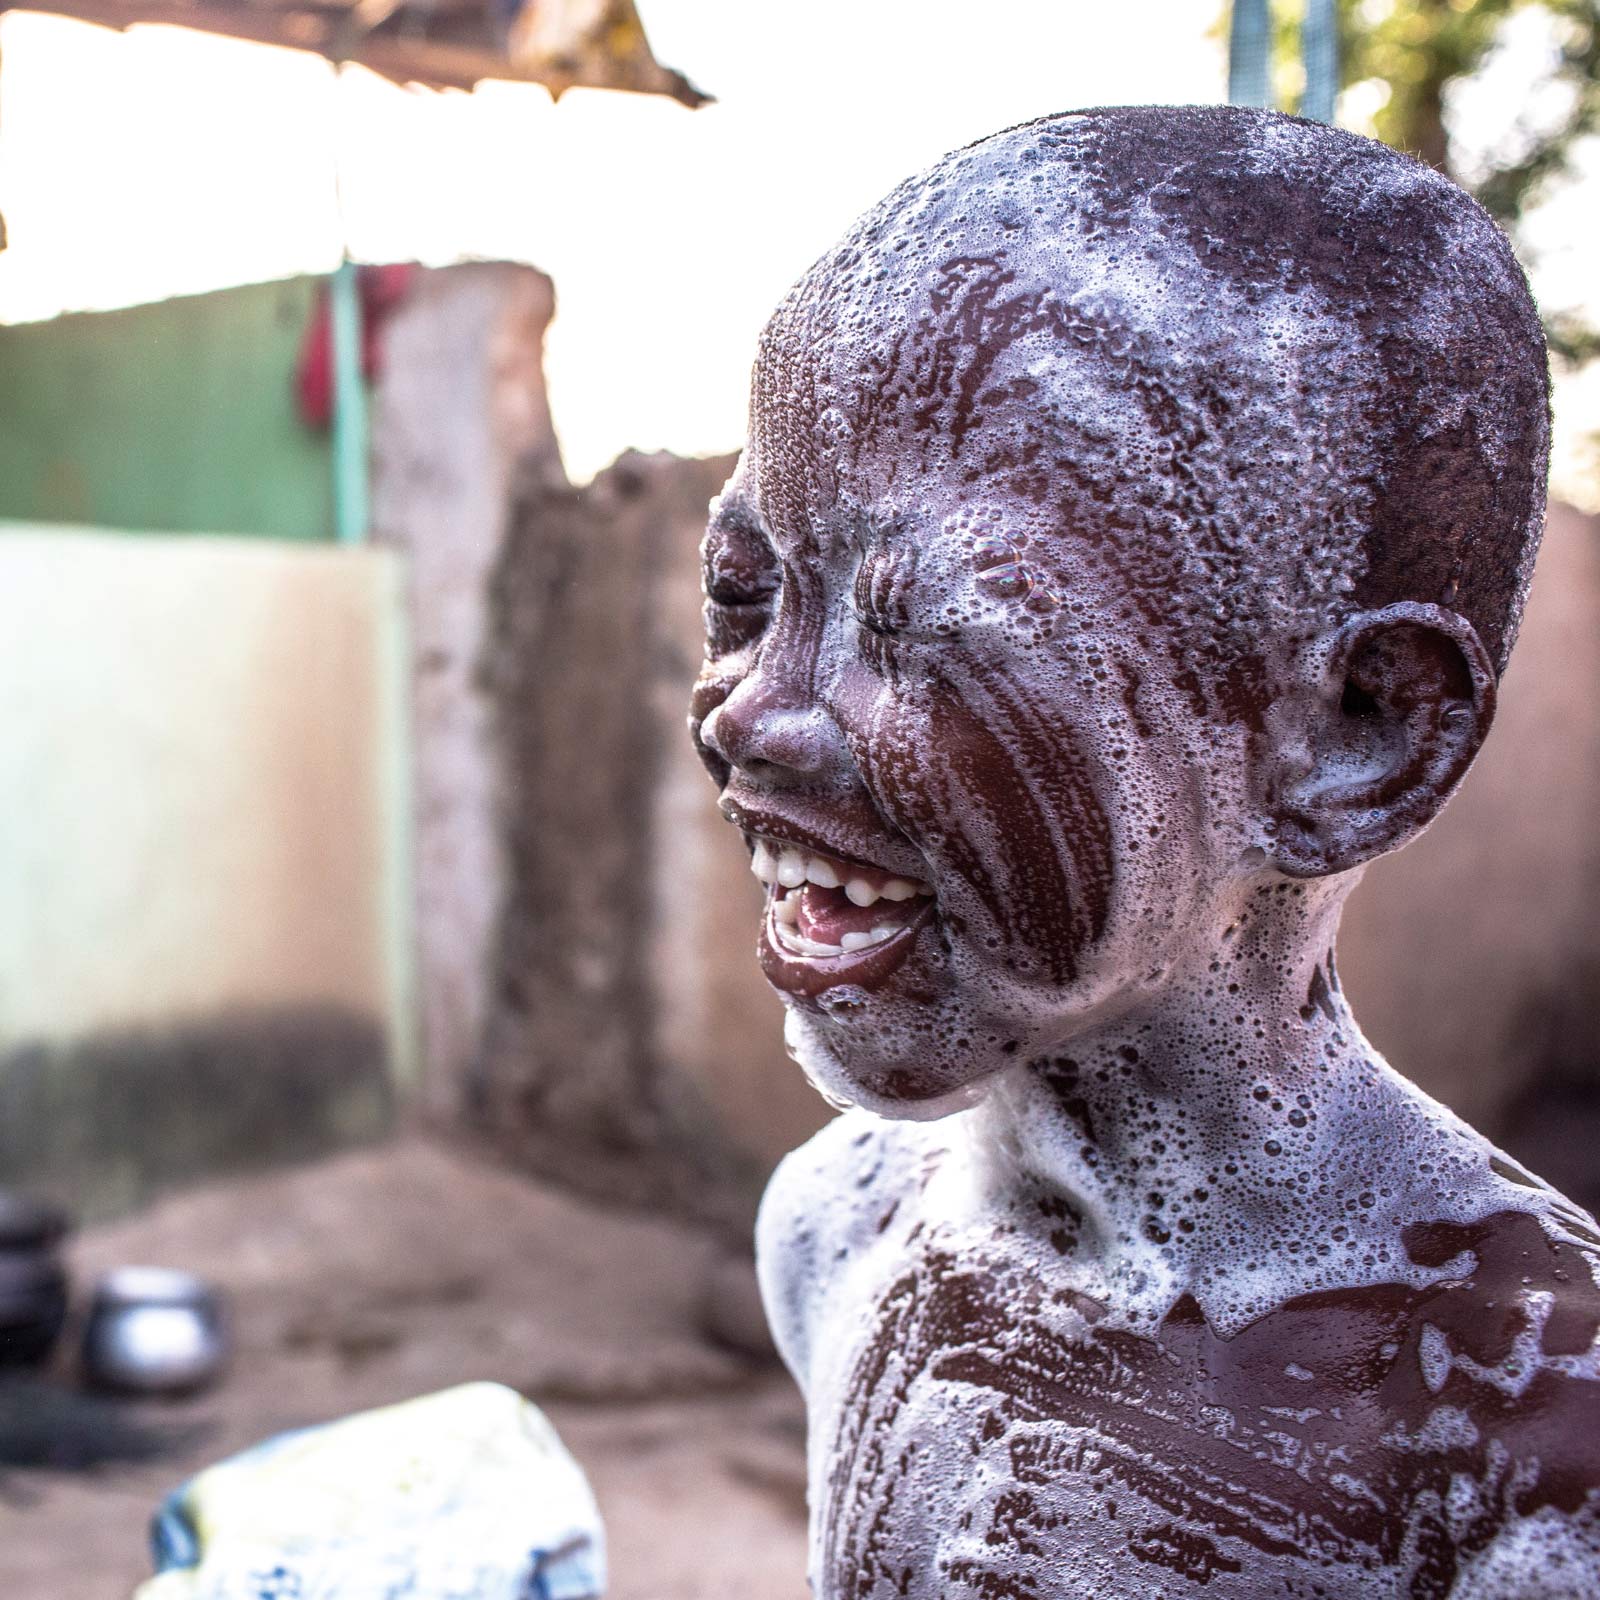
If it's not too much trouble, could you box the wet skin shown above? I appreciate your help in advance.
[691,350,1241,1115]
[690,108,1599,1596]
[785,1112,1600,1600]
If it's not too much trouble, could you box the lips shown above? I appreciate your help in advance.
[744,834,936,995]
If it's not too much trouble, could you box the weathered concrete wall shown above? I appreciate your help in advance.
[644,465,827,1178]
[0,278,334,541]
[0,1008,389,1224]
[371,263,1595,1224]
[0,529,410,1217]
[477,452,823,1223]
[369,266,823,1219]
[1342,502,1600,1208]
[371,262,566,1123]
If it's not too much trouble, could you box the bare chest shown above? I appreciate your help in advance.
[806,1216,1600,1600]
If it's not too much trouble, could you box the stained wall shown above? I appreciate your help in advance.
[0,527,412,1217]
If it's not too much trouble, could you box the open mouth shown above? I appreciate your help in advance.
[748,835,935,994]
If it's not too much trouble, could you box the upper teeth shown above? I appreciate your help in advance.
[750,840,931,906]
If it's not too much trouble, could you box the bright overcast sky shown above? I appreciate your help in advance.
[0,0,1595,501]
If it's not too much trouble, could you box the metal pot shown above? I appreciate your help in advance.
[0,1190,71,1368]
[81,1267,227,1396]
[0,1192,69,1252]
[0,1259,70,1366]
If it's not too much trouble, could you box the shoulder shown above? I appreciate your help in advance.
[755,1110,940,1390]
[1450,1505,1600,1597]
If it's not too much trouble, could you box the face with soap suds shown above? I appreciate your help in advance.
[691,242,1282,1114]
[692,106,1549,1116]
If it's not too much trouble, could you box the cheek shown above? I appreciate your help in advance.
[852,660,1115,987]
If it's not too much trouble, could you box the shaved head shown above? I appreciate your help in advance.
[752,105,1549,725]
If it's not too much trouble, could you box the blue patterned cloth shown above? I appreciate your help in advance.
[134,1383,605,1600]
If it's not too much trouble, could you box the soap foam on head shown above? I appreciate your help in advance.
[730,104,1548,1127]
[731,107,1598,1600]
[724,96,1583,1342]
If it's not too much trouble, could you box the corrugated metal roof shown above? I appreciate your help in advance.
[0,0,711,104]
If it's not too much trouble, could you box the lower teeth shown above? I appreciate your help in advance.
[773,912,903,958]
[779,928,845,957]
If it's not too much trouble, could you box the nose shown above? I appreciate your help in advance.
[699,670,834,785]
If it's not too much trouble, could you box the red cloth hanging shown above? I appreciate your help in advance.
[295,263,420,429]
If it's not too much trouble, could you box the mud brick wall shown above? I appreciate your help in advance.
[476,451,826,1224]
[1341,500,1600,1212]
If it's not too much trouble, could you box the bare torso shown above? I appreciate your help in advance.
[762,1111,1600,1600]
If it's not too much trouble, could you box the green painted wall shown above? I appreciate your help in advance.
[0,277,334,540]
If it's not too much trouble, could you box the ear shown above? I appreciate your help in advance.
[1266,602,1497,877]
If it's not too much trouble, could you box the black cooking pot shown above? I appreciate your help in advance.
[0,1192,72,1368]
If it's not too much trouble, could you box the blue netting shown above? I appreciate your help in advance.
[1301,0,1340,122]
[1228,0,1273,108]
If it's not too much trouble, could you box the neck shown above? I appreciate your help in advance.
[967,871,1507,1332]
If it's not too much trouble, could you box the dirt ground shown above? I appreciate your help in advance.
[0,1137,809,1599]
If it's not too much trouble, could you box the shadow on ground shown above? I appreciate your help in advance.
[0,1136,808,1599]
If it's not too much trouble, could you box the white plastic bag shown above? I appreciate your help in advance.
[135,1382,605,1600]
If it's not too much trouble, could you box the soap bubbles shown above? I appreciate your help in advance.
[963,527,1063,616]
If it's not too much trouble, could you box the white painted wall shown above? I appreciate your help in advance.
[0,528,412,1064]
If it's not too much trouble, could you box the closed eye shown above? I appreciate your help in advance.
[853,546,907,635]
[703,508,777,592]
[853,544,954,643]
[704,597,772,655]
[703,564,778,611]
[702,504,779,654]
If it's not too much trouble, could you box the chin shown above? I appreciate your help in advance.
[782,997,1016,1122]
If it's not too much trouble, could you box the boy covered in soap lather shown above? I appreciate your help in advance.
[689,107,1600,1597]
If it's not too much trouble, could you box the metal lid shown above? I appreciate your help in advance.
[0,1190,70,1251]
[90,1266,215,1310]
